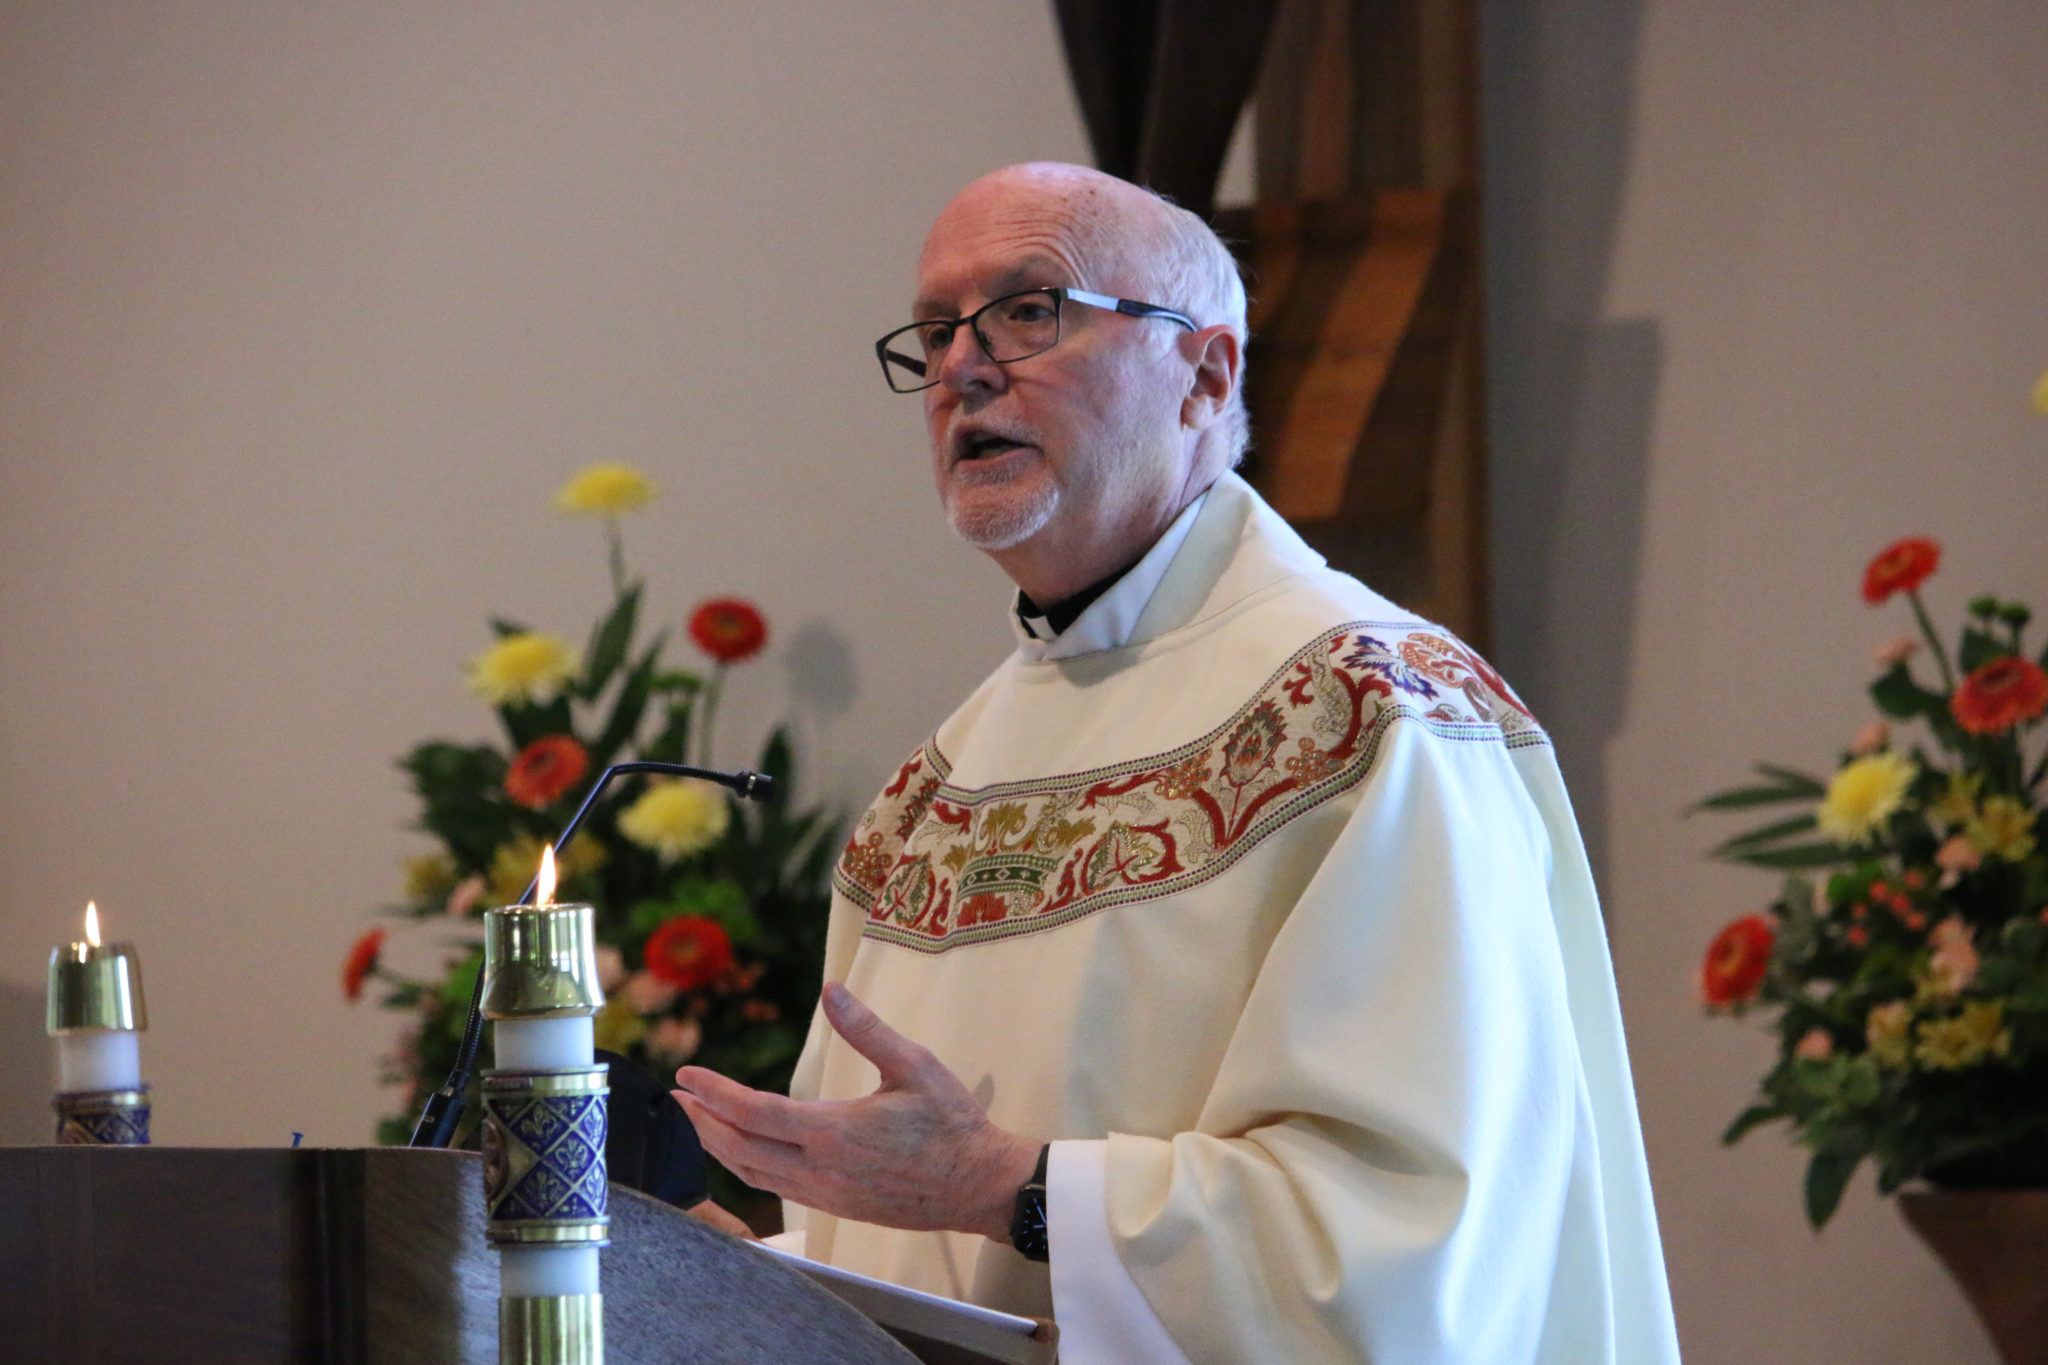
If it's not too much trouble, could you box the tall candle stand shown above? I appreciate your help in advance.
[480,878,608,1365]
[47,904,150,1145]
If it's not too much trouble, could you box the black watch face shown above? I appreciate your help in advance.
[1012,1187,1051,1261]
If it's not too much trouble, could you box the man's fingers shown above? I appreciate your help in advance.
[675,1066,821,1143]
[822,981,946,1090]
[674,1090,807,1182]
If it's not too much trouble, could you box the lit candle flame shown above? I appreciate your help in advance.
[84,901,101,949]
[536,844,557,909]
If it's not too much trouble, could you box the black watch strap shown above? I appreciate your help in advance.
[1009,1144,1051,1262]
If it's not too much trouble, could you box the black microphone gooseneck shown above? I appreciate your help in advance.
[407,761,777,1149]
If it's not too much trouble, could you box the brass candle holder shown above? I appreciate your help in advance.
[47,909,150,1145]
[481,894,607,1365]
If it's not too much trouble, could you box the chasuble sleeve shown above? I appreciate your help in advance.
[1092,714,1646,1365]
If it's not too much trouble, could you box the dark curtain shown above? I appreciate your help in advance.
[1052,0,1282,218]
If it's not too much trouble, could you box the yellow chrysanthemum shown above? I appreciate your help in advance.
[2033,366,2048,416]
[1967,795,2038,862]
[485,833,606,906]
[1866,1000,1913,1069]
[555,463,657,518]
[467,632,579,706]
[1929,772,1982,830]
[618,778,731,861]
[592,994,649,1055]
[403,852,456,903]
[1914,1000,2011,1071]
[1816,751,1916,845]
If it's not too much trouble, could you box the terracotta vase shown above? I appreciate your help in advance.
[1899,1189,2048,1365]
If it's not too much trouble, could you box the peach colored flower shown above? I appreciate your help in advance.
[1873,635,1921,668]
[646,1016,704,1067]
[624,970,680,1016]
[1794,1028,1834,1062]
[1935,833,1983,888]
[1926,917,1978,996]
[594,944,627,994]
[1848,719,1891,756]
[445,873,488,919]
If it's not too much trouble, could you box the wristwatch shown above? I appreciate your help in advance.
[1008,1144,1051,1262]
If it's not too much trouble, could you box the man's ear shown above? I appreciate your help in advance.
[1180,325,1242,431]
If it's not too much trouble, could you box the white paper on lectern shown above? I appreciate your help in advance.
[753,1241,1051,1365]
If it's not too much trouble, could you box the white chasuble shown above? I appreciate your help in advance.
[783,474,1681,1365]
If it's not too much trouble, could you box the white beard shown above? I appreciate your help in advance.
[943,469,1060,551]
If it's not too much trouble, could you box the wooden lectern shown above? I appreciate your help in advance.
[0,1146,920,1364]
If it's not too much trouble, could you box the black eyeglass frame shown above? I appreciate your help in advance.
[874,287,1198,393]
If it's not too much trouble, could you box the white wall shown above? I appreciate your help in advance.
[4,2,2044,1361]
[0,2,1086,1148]
[1485,3,2047,1362]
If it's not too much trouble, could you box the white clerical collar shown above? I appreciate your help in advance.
[1009,491,1209,662]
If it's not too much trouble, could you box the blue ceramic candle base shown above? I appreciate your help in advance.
[481,1066,610,1247]
[54,1087,150,1145]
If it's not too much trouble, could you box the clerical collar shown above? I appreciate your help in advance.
[1016,566,1132,639]
[1008,491,1209,660]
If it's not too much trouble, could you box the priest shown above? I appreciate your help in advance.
[674,162,1681,1364]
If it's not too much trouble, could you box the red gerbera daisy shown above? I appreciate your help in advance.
[1952,655,2048,735]
[505,734,589,809]
[644,916,735,992]
[343,928,386,1003]
[688,598,768,663]
[1861,537,1941,605]
[1698,915,1774,1010]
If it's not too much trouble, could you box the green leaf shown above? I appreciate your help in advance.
[1753,764,1828,796]
[400,743,516,871]
[1727,842,1852,870]
[1723,1104,1786,1145]
[1804,1147,1861,1228]
[591,641,663,767]
[1958,628,2007,675]
[1713,813,1821,855]
[1693,784,1818,813]
[499,695,574,752]
[579,585,642,702]
[1870,663,1946,722]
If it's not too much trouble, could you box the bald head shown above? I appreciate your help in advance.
[922,163,1249,474]
[909,163,1248,603]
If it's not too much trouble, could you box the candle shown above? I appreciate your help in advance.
[47,901,150,1144]
[480,845,608,1359]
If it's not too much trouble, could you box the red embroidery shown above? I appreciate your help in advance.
[835,621,1542,951]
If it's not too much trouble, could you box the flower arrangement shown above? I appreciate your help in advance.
[345,466,841,1205]
[1697,536,2048,1226]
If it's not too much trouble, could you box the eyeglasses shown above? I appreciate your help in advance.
[874,287,1197,394]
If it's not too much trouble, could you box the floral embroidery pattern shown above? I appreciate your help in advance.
[835,622,1542,952]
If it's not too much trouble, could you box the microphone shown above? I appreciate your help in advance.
[407,760,777,1151]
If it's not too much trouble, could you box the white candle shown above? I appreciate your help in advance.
[494,1015,594,1071]
[47,902,146,1095]
[487,845,604,1302]
[55,1029,141,1093]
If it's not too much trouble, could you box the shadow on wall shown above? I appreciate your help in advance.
[1481,0,1659,887]
[0,980,50,1144]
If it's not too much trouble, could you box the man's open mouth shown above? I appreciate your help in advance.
[959,432,1031,462]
